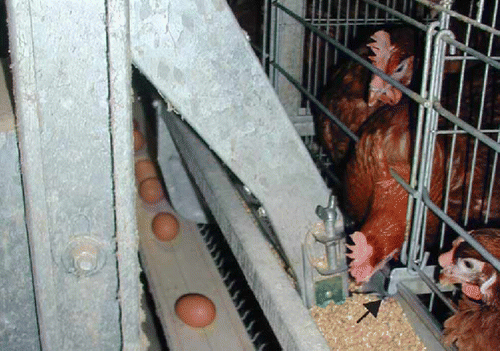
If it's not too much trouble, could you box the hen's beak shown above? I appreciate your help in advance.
[438,249,455,268]
[438,264,483,300]
[368,76,402,107]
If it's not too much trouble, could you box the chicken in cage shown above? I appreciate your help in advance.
[246,0,500,349]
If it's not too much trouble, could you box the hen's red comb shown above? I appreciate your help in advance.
[367,30,396,70]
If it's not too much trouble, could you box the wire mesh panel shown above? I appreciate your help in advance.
[408,0,500,324]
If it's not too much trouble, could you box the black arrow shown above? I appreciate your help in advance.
[356,300,382,323]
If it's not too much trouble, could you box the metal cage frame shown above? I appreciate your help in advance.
[261,0,500,346]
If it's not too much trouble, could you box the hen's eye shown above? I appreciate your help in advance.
[463,259,474,269]
[459,258,483,272]
[394,63,405,73]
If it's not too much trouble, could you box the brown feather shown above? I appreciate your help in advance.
[443,297,500,351]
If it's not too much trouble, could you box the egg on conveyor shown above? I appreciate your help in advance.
[133,129,145,151]
[152,212,179,242]
[175,293,217,328]
[135,159,158,183]
[139,178,165,204]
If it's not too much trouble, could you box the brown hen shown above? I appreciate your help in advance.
[316,27,415,165]
[343,98,500,283]
[343,99,434,282]
[439,228,500,351]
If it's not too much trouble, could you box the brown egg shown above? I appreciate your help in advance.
[139,178,164,204]
[133,129,145,151]
[152,212,179,241]
[135,159,157,183]
[175,293,216,328]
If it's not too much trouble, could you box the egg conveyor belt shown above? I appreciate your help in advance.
[135,151,257,350]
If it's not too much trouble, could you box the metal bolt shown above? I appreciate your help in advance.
[242,185,252,195]
[62,237,106,276]
[71,243,100,275]
[73,248,98,272]
[257,206,267,217]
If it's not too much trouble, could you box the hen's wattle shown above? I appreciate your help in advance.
[439,228,500,350]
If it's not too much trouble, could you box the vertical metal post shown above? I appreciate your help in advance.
[403,21,440,266]
[7,1,140,349]
[270,0,307,117]
[0,62,40,350]
[107,1,143,350]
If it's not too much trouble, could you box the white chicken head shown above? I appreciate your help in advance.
[367,29,414,107]
[439,229,500,307]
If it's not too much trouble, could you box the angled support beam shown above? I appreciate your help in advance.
[161,108,330,350]
[130,0,330,299]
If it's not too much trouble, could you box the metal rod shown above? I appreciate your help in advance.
[273,1,429,106]
[392,170,500,274]
[441,36,500,71]
[330,0,341,64]
[434,129,500,135]
[271,60,360,142]
[476,0,499,224]
[305,0,317,101]
[439,4,475,249]
[444,55,500,61]
[415,0,500,37]
[272,1,279,87]
[362,0,428,31]
[422,188,500,273]
[412,265,458,313]
[301,17,403,26]
[403,21,440,265]
[262,0,270,68]
[433,102,500,154]
[322,0,333,84]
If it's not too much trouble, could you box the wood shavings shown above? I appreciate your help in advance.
[311,293,427,351]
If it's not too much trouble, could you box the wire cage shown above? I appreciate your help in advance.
[233,0,500,347]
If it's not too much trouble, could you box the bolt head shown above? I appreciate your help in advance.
[72,244,99,274]
[74,250,98,272]
[62,237,106,276]
[257,206,267,217]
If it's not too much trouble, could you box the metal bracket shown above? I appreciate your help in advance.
[303,195,349,308]
[387,265,455,296]
[154,100,208,224]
